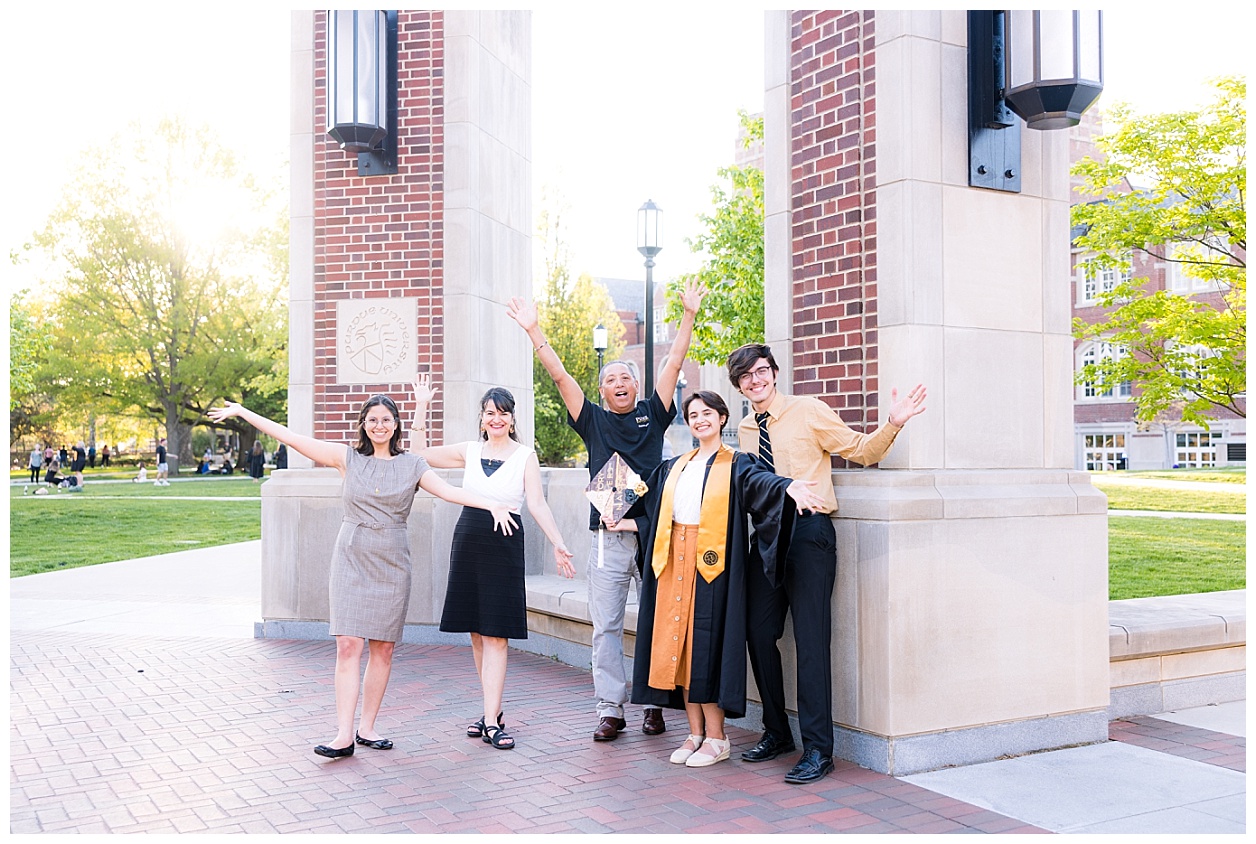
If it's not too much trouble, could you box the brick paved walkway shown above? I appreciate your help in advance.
[1110,717,1246,773]
[10,632,1048,834]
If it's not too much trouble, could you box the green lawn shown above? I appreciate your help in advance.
[1108,516,1247,600]
[1094,483,1246,514]
[10,483,262,577]
[12,476,264,500]
[1091,467,1246,484]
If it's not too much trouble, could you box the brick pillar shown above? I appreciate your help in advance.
[788,10,879,467]
[265,11,532,634]
[310,10,446,449]
[762,10,1108,775]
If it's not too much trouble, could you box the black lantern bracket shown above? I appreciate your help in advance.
[968,10,1021,193]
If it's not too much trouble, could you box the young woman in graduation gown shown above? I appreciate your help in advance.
[607,390,825,767]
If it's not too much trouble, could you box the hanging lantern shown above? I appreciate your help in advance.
[1004,10,1104,130]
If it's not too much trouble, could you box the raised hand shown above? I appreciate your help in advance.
[888,384,928,427]
[785,478,826,514]
[679,279,707,314]
[412,373,437,405]
[553,544,575,578]
[208,402,244,424]
[506,297,539,333]
[490,507,518,536]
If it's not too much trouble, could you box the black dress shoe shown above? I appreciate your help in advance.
[740,732,796,762]
[355,733,394,750]
[642,708,667,735]
[784,747,834,784]
[314,743,355,759]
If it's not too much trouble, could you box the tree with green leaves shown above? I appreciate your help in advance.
[529,200,624,464]
[32,118,289,462]
[1072,77,1245,426]
[665,110,764,363]
[8,290,59,444]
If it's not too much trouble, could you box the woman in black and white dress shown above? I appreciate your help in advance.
[417,386,575,749]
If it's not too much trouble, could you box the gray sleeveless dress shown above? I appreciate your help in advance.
[328,445,431,642]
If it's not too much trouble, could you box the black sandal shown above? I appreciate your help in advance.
[467,711,504,738]
[483,723,515,750]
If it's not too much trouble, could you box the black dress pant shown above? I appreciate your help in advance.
[746,512,837,756]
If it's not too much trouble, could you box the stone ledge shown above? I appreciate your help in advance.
[1109,590,1246,659]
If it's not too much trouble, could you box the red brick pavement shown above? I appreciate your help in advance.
[1110,716,1246,773]
[10,632,1047,834]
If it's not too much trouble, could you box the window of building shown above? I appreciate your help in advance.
[653,307,667,343]
[1083,434,1127,471]
[1081,264,1129,304]
[1079,342,1132,399]
[1165,240,1229,294]
[1175,431,1221,468]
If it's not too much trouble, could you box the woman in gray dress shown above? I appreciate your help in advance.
[209,383,516,759]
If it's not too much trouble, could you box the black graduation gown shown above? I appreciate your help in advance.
[628,450,796,719]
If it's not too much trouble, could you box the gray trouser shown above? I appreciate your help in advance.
[586,529,659,718]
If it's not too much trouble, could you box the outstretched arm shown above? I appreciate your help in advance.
[208,402,347,472]
[655,280,706,410]
[506,297,587,421]
[523,453,576,578]
[418,472,517,536]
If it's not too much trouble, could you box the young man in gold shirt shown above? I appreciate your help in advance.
[727,343,927,784]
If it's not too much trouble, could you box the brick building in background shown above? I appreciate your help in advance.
[1069,111,1246,470]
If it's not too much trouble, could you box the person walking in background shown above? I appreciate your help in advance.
[275,443,288,470]
[59,446,68,467]
[209,382,517,760]
[155,438,170,486]
[610,391,824,768]
[101,444,111,467]
[415,382,575,750]
[727,343,927,784]
[44,445,55,470]
[28,446,43,483]
[71,442,88,487]
[506,281,706,743]
[249,441,265,483]
[88,443,96,468]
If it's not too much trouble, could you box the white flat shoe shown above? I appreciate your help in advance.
[685,736,731,767]
[670,734,705,764]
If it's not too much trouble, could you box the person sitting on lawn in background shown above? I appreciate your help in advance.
[133,463,148,483]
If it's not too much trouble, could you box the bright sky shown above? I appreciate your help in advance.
[2,6,1246,294]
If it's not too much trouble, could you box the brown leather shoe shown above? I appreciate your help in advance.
[642,708,666,735]
[593,716,627,741]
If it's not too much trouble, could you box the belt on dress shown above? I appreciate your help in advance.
[344,520,407,530]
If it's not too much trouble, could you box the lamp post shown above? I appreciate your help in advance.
[592,322,608,393]
[637,199,662,399]
[674,370,687,425]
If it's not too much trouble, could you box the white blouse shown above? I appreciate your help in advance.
[670,455,707,524]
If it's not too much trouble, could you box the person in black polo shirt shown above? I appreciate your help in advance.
[507,283,705,741]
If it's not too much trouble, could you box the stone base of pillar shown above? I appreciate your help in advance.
[816,467,1111,775]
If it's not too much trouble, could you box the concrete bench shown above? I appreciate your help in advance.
[1108,589,1246,718]
[522,577,1247,721]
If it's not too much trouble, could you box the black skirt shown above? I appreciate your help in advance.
[439,506,527,639]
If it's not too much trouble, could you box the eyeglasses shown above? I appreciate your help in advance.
[364,417,396,427]
[738,365,774,385]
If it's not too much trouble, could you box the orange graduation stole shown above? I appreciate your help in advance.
[651,445,733,584]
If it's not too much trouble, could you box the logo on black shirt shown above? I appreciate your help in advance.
[636,415,650,428]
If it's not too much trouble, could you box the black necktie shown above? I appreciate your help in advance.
[756,412,774,472]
